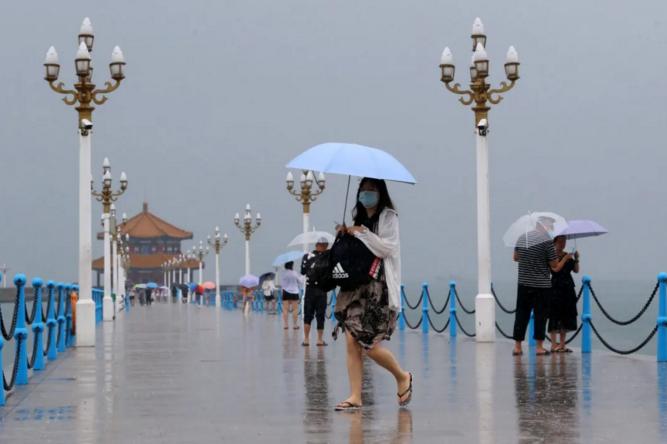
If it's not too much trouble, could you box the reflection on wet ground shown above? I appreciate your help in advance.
[0,303,666,443]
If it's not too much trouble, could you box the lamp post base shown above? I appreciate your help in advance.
[75,299,96,347]
[103,296,114,321]
[475,293,496,342]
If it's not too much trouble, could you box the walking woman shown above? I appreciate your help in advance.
[548,235,579,352]
[333,177,412,411]
[281,261,303,329]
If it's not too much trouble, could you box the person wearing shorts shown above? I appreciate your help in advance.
[280,261,303,329]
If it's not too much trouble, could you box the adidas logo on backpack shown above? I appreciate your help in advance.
[332,262,349,279]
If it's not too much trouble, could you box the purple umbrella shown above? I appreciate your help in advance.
[556,220,608,240]
[239,274,259,289]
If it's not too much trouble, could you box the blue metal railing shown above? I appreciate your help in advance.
[399,272,667,362]
[1,274,79,406]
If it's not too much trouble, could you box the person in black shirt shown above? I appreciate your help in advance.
[301,238,330,346]
[548,235,579,352]
[512,217,571,356]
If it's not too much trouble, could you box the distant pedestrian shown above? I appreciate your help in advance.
[195,284,204,307]
[332,177,412,411]
[280,261,304,329]
[548,235,579,353]
[261,276,277,314]
[512,216,572,356]
[241,286,254,316]
[301,237,331,346]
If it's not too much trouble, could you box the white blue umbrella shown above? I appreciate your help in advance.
[146,282,158,289]
[287,143,416,223]
[556,220,608,240]
[287,142,416,184]
[239,274,260,289]
[272,250,305,267]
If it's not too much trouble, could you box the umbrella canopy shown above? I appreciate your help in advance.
[272,250,305,267]
[287,142,416,184]
[503,212,568,248]
[259,272,276,283]
[146,282,158,289]
[556,219,608,240]
[202,281,216,290]
[188,282,197,291]
[159,286,169,291]
[239,274,259,289]
[287,231,334,248]
[133,284,147,289]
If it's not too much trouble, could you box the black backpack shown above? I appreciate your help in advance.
[329,233,379,291]
[302,251,336,292]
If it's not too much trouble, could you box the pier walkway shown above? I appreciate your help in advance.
[1,302,666,443]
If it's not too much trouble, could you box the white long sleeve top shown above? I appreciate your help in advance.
[353,208,402,310]
[280,269,304,294]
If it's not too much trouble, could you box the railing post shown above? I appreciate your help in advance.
[528,310,535,348]
[31,278,46,371]
[14,274,29,385]
[57,283,66,353]
[582,275,592,353]
[46,281,58,361]
[449,281,457,338]
[657,272,667,362]
[398,285,406,331]
[329,289,337,321]
[421,283,429,334]
[277,291,283,314]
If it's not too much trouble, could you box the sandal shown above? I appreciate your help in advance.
[397,372,413,407]
[561,347,573,353]
[535,350,551,356]
[335,401,361,411]
[316,341,328,347]
[512,350,523,356]
[301,342,309,347]
[293,325,300,330]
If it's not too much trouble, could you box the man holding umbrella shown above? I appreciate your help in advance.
[511,216,572,356]
[301,237,331,346]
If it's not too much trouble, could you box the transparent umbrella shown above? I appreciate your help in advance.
[287,231,334,248]
[503,212,568,249]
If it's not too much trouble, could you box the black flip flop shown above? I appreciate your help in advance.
[512,350,523,356]
[397,372,413,407]
[301,342,309,347]
[316,342,328,347]
[535,350,551,356]
[334,401,361,411]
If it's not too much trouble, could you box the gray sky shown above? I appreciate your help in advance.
[0,0,665,291]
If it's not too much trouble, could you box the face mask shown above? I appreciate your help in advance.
[358,191,379,209]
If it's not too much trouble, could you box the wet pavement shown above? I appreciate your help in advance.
[1,302,666,443]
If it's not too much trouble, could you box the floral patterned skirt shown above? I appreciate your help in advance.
[333,280,398,350]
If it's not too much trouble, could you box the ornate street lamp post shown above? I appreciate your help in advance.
[208,227,229,307]
[286,170,325,250]
[43,18,126,346]
[439,17,520,342]
[193,241,209,285]
[92,158,127,321]
[234,204,261,276]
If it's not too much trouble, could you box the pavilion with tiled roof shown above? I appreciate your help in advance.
[92,202,200,286]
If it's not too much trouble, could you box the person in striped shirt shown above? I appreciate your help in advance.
[511,216,573,356]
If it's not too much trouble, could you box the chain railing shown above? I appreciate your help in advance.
[398,273,667,362]
[1,274,78,406]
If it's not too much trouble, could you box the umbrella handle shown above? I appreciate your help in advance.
[342,175,351,226]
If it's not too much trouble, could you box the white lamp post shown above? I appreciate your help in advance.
[234,204,261,275]
[44,18,126,347]
[208,227,229,307]
[439,18,520,342]
[91,158,127,322]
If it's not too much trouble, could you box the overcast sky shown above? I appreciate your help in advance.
[0,0,665,292]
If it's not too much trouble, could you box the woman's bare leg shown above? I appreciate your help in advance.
[292,301,299,327]
[549,331,559,351]
[366,343,411,401]
[341,331,363,406]
[282,303,289,328]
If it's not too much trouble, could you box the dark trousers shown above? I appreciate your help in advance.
[303,287,327,330]
[512,285,550,342]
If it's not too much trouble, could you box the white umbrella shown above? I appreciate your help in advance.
[503,212,567,248]
[287,231,334,248]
